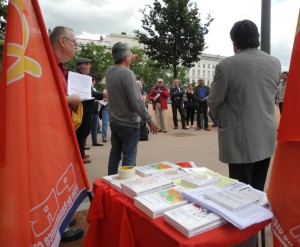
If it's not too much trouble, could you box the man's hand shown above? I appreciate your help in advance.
[67,95,82,110]
[148,121,158,134]
[131,54,139,62]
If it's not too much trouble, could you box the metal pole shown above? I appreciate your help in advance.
[261,0,271,54]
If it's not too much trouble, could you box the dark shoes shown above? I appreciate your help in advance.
[83,157,91,164]
[195,127,202,130]
[139,137,148,141]
[205,127,211,131]
[211,123,218,127]
[93,142,104,146]
[102,139,107,142]
[69,218,76,227]
[84,146,90,150]
[61,227,84,242]
[174,126,178,129]
[183,127,188,130]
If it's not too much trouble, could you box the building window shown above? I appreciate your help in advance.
[203,64,206,68]
[203,70,205,77]
[192,70,195,77]
[208,64,210,69]
[197,70,200,77]
[197,63,200,67]
[208,71,210,77]
[212,65,215,69]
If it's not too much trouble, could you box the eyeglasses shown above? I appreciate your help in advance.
[63,37,77,46]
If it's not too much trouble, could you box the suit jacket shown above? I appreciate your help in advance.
[208,48,281,164]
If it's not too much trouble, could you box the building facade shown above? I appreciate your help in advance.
[187,54,226,86]
[77,33,226,86]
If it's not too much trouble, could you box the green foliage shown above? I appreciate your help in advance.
[65,42,113,91]
[0,0,8,40]
[64,42,189,93]
[130,46,188,91]
[134,0,213,79]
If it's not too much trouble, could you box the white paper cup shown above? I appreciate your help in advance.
[118,166,135,179]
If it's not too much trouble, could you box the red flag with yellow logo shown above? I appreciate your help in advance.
[268,9,300,246]
[0,0,90,246]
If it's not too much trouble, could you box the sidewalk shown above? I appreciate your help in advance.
[59,106,280,247]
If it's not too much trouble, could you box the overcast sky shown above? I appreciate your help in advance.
[39,0,299,71]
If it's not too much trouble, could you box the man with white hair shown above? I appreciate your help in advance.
[49,26,84,243]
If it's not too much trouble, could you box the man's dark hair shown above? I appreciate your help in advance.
[230,20,260,50]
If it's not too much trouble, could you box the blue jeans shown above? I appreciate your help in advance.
[108,123,140,175]
[101,107,109,141]
[90,114,99,144]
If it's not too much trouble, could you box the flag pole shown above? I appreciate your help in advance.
[31,0,93,201]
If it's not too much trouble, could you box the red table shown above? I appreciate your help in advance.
[84,180,270,247]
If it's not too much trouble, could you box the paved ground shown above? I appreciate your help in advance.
[60,106,280,247]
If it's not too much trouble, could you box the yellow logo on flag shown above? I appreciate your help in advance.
[6,0,42,85]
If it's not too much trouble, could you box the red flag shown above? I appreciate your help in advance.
[0,0,90,246]
[277,10,300,141]
[268,10,300,246]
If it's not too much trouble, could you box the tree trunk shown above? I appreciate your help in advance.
[173,64,177,79]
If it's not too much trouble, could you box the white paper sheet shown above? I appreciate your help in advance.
[67,71,92,100]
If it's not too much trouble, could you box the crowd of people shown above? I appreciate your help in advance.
[44,17,289,246]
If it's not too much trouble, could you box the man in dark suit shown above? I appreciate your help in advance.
[193,78,211,131]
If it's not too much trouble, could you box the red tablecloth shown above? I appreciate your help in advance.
[84,180,270,247]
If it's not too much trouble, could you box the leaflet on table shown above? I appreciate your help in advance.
[68,71,92,100]
[120,174,173,199]
[180,170,221,188]
[220,182,268,207]
[101,174,142,192]
[181,183,273,229]
[158,168,189,180]
[181,167,237,187]
[163,203,226,238]
[134,186,188,219]
[204,189,259,211]
[135,161,180,177]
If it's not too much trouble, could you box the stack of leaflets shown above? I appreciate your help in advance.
[180,170,221,188]
[181,182,273,229]
[120,174,173,199]
[163,203,226,238]
[101,174,141,192]
[159,169,189,180]
[134,186,188,219]
[204,189,258,211]
[135,161,180,177]
[180,167,238,188]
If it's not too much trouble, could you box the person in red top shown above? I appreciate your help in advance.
[149,78,169,133]
[49,26,83,243]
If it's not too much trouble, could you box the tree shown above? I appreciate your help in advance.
[134,0,213,79]
[0,0,8,40]
[0,0,7,61]
[65,42,113,91]
[130,47,188,91]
